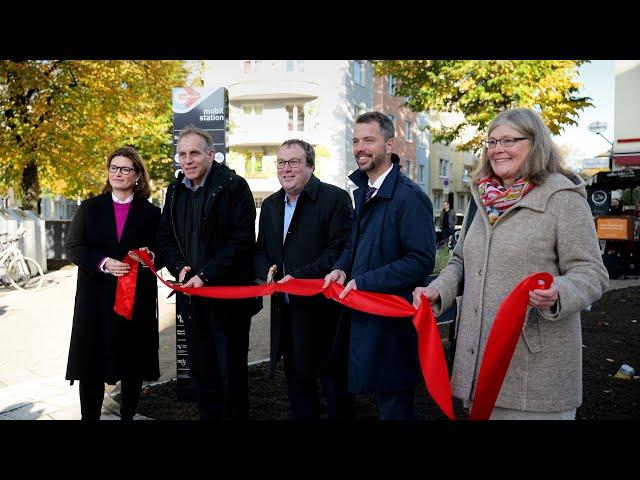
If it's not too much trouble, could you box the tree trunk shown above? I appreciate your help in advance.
[21,159,40,212]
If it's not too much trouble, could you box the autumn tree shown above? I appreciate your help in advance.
[0,60,188,210]
[373,60,592,152]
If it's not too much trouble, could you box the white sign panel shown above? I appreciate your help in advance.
[582,157,610,169]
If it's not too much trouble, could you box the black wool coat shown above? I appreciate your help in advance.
[255,175,353,379]
[156,163,262,318]
[65,193,162,384]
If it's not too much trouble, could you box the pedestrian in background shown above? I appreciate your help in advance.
[440,200,456,248]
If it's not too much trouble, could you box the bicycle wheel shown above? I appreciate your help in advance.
[7,256,44,290]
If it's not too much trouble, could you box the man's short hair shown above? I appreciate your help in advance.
[280,139,315,168]
[356,111,395,142]
[178,125,215,153]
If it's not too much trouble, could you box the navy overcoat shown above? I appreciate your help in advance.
[334,163,436,393]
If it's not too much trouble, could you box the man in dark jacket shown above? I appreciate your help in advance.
[323,111,436,420]
[157,125,260,420]
[255,139,353,420]
[440,201,456,248]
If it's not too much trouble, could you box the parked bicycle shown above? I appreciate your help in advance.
[0,225,44,291]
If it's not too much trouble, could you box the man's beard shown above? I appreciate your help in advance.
[358,151,384,172]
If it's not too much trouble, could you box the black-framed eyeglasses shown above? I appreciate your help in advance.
[108,165,137,175]
[276,159,302,169]
[485,137,530,149]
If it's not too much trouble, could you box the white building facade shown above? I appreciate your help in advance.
[203,60,375,205]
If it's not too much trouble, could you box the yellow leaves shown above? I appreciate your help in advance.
[1,60,188,201]
[372,60,591,150]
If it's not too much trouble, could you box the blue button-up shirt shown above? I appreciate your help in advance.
[282,193,299,303]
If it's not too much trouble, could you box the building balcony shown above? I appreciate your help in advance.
[228,75,319,101]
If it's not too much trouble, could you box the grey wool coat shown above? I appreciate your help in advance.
[430,173,609,412]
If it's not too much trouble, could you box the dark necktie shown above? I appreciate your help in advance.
[364,186,377,203]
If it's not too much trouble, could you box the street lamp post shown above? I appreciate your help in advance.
[588,121,614,170]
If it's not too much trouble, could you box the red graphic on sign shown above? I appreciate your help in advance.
[176,87,201,109]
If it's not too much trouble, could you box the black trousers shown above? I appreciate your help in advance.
[184,300,251,421]
[281,303,353,421]
[79,376,143,421]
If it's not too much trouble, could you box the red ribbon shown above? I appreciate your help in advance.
[468,272,552,420]
[114,250,551,420]
[114,254,138,322]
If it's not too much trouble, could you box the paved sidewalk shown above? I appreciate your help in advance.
[0,265,270,420]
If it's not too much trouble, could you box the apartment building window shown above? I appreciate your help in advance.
[417,165,425,183]
[405,121,413,142]
[243,104,263,116]
[245,152,264,176]
[286,104,305,132]
[286,60,304,72]
[458,193,467,210]
[433,191,442,210]
[463,166,471,183]
[354,102,367,120]
[439,159,449,178]
[404,160,412,179]
[354,61,365,86]
[387,75,396,95]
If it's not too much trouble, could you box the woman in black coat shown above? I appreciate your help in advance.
[65,146,162,421]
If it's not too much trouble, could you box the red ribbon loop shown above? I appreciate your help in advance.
[115,249,551,420]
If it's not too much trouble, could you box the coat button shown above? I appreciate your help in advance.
[469,348,475,355]
[478,269,482,276]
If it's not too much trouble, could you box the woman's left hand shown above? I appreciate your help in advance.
[128,247,153,264]
[529,282,558,309]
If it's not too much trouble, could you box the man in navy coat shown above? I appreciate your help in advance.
[323,111,436,419]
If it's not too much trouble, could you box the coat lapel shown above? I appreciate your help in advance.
[275,190,285,245]
[98,193,120,253]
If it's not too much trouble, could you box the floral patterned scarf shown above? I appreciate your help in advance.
[477,176,535,225]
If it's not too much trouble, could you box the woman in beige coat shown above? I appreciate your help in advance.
[413,108,609,420]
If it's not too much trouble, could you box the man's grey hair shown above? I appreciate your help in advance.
[178,124,215,153]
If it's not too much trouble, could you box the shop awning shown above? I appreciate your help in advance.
[614,154,640,166]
